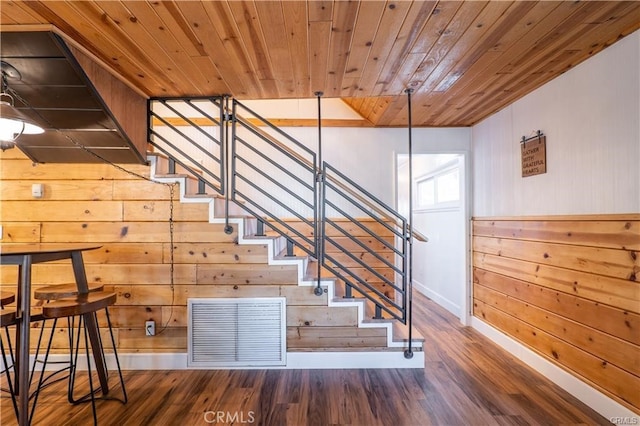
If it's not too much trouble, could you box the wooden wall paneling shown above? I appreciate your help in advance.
[473,252,639,313]
[112,179,175,200]
[473,218,640,250]
[123,200,211,222]
[113,284,280,306]
[0,200,124,222]
[104,305,164,328]
[118,327,186,351]
[472,216,640,413]
[1,264,194,287]
[0,179,115,201]
[287,326,387,350]
[0,222,41,242]
[474,284,640,377]
[473,235,639,281]
[196,264,298,285]
[474,299,640,410]
[81,243,165,264]
[0,160,144,180]
[473,268,640,346]
[287,306,358,327]
[167,242,269,264]
[39,222,237,243]
[68,43,148,160]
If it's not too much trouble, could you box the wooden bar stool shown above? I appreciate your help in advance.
[1,308,19,420]
[30,283,105,389]
[1,291,15,307]
[31,292,127,425]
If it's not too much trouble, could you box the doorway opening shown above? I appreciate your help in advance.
[396,153,469,324]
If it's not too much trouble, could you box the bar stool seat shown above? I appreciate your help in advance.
[42,292,116,318]
[34,283,104,301]
[32,291,126,425]
[1,291,15,307]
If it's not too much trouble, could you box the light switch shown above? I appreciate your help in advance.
[32,183,44,198]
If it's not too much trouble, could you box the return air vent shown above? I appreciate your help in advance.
[187,297,286,368]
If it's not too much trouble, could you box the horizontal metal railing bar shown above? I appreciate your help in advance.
[148,142,222,194]
[325,218,403,275]
[234,100,316,157]
[185,99,223,126]
[324,235,403,293]
[324,184,404,242]
[233,177,315,244]
[324,197,404,249]
[323,260,405,322]
[324,162,405,227]
[235,120,316,174]
[155,101,223,147]
[150,112,222,164]
[231,193,316,255]
[149,131,222,189]
[236,137,314,192]
[235,155,314,210]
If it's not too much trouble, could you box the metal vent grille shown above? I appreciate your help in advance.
[188,297,286,367]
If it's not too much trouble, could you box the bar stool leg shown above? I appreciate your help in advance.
[1,332,19,419]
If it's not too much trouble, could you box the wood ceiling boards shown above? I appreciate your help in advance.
[1,1,639,127]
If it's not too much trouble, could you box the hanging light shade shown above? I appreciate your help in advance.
[0,60,45,146]
[0,95,45,142]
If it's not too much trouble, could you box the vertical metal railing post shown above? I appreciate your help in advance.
[404,88,414,359]
[314,91,324,297]
[223,95,233,234]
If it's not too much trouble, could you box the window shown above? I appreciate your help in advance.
[415,161,460,210]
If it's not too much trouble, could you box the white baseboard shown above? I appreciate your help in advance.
[33,350,425,371]
[413,279,460,318]
[471,317,637,421]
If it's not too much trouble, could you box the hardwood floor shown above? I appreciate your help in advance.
[1,292,609,425]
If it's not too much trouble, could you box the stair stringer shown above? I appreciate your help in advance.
[147,154,422,352]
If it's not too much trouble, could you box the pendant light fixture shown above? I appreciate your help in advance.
[0,61,44,149]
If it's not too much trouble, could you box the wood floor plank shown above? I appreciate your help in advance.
[0,293,610,425]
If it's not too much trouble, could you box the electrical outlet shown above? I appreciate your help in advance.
[145,320,155,336]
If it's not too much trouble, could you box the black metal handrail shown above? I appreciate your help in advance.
[321,162,408,322]
[148,96,414,350]
[231,100,318,256]
[148,97,225,195]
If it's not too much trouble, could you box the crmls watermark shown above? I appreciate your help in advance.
[610,417,639,425]
[203,411,256,424]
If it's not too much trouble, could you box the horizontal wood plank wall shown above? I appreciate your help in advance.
[0,150,386,355]
[472,215,640,413]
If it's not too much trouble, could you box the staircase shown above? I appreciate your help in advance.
[147,96,424,366]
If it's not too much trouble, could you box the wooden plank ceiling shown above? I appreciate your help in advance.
[2,1,639,127]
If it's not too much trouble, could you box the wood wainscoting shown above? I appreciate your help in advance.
[472,215,640,413]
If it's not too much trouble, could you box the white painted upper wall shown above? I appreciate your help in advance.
[472,30,640,217]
